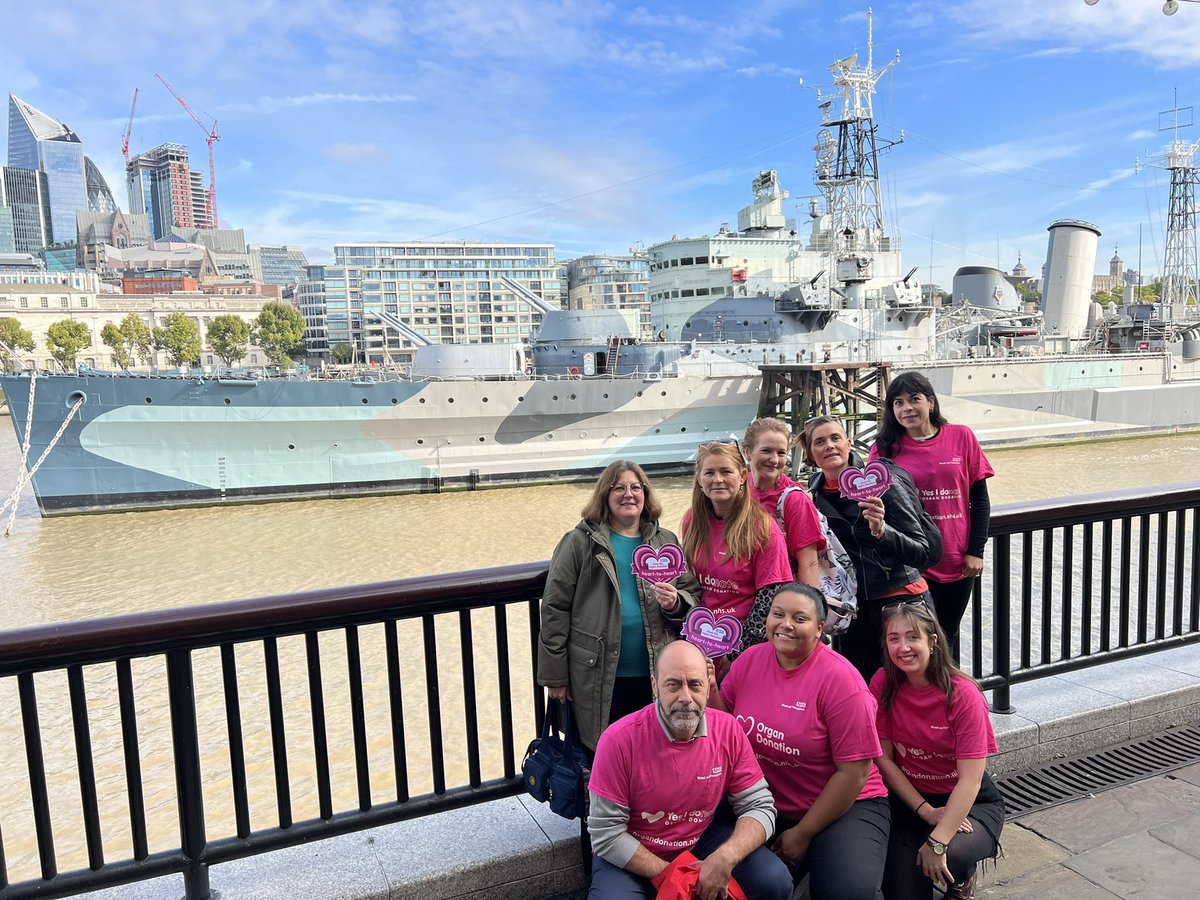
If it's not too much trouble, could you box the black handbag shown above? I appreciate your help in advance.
[522,699,589,819]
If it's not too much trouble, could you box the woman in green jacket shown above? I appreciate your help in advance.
[537,460,700,752]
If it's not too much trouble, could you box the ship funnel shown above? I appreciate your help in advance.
[1043,219,1101,338]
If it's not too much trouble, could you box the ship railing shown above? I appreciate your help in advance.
[0,484,1197,899]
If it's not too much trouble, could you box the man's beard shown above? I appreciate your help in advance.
[661,698,702,733]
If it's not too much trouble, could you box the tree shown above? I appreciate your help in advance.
[0,318,35,371]
[206,315,251,368]
[332,342,354,364]
[153,312,201,367]
[252,301,306,367]
[119,313,154,367]
[101,323,132,369]
[46,320,91,370]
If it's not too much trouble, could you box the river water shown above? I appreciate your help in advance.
[0,425,1195,879]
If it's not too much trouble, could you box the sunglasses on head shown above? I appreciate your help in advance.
[882,598,930,613]
[698,437,741,453]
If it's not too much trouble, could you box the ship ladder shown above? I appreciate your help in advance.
[1,371,85,535]
[605,336,621,375]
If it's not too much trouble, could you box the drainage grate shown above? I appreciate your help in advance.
[995,724,1200,819]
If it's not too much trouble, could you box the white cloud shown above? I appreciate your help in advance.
[1128,129,1155,141]
[224,93,416,114]
[321,143,389,163]
[737,64,804,78]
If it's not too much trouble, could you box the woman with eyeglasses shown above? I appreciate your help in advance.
[537,460,701,752]
[710,583,890,900]
[800,416,942,681]
[681,439,792,653]
[743,418,824,588]
[871,372,994,662]
[871,602,1003,900]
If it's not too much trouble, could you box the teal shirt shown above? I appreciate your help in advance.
[610,533,651,677]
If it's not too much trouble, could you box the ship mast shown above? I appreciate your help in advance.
[810,8,900,257]
[1145,94,1200,314]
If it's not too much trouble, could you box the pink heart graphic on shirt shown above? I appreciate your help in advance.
[631,542,687,582]
[641,810,665,823]
[682,607,742,658]
[839,461,893,501]
[735,714,756,736]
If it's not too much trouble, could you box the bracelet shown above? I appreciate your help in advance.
[915,800,929,814]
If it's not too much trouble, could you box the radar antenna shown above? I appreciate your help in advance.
[1143,91,1200,313]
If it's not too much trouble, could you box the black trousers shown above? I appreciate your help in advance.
[927,577,974,663]
[775,795,891,900]
[882,785,1004,900]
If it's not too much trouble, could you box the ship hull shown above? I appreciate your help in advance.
[0,372,762,515]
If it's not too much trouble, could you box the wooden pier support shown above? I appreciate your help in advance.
[758,361,893,468]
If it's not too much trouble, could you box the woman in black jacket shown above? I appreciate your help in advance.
[801,415,942,680]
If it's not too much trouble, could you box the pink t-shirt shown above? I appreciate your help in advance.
[589,705,766,858]
[871,424,994,583]
[720,642,887,817]
[681,512,793,624]
[751,474,827,568]
[869,670,998,795]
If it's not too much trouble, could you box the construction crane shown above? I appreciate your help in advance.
[155,74,220,228]
[120,88,139,166]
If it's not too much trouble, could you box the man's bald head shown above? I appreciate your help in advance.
[653,639,707,679]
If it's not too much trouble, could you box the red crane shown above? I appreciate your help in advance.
[156,74,220,228]
[120,88,139,166]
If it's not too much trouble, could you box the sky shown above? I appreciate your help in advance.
[4,0,1200,288]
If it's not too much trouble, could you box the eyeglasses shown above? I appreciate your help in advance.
[610,483,645,495]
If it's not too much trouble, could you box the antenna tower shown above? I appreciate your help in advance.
[1147,94,1200,313]
[808,8,901,255]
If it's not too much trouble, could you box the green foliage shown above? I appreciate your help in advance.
[119,313,154,367]
[101,323,131,369]
[332,342,354,364]
[0,317,35,363]
[206,315,251,368]
[46,320,92,370]
[153,312,201,367]
[251,301,306,367]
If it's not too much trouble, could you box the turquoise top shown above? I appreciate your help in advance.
[611,533,650,677]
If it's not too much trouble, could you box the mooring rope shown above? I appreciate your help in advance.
[2,372,85,535]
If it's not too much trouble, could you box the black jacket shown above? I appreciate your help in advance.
[808,453,943,602]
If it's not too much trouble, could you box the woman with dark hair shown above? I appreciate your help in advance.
[710,583,891,900]
[871,602,1004,900]
[537,460,700,752]
[743,417,824,587]
[680,439,792,652]
[800,416,941,680]
[871,372,994,660]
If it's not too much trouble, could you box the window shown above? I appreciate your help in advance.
[250,354,259,363]
[20,298,27,308]
[80,298,89,308]
[40,298,48,308]
[61,298,69,308]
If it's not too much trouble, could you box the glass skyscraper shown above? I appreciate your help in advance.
[7,95,88,245]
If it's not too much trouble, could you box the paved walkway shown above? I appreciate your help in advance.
[977,762,1200,899]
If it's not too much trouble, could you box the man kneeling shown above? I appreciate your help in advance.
[587,640,792,900]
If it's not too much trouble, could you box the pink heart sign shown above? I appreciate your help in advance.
[838,460,893,501]
[682,607,743,658]
[631,542,688,582]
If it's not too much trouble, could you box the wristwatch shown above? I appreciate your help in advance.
[926,837,947,855]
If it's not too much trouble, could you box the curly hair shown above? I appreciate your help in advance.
[579,460,662,526]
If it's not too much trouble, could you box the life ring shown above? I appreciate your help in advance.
[568,366,581,377]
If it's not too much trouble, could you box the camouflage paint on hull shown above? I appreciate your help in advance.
[0,372,762,515]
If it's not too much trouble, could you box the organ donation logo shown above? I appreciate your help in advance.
[682,607,742,658]
[631,542,688,582]
[838,460,893,500]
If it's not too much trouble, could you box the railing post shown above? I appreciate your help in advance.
[167,649,210,900]
[991,534,1014,714]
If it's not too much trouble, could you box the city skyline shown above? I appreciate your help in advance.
[2,1,1199,284]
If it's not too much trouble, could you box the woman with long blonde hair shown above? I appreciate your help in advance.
[680,440,791,652]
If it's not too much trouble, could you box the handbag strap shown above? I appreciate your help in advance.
[560,699,583,758]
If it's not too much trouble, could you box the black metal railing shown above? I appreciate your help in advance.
[0,483,1197,899]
